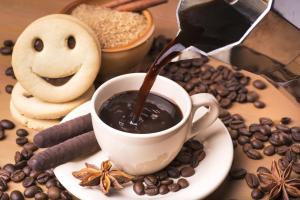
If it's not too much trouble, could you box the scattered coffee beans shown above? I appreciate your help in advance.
[16,137,28,146]
[0,119,15,130]
[47,186,61,200]
[34,192,48,200]
[4,85,13,94]
[229,168,247,180]
[16,129,29,137]
[10,190,24,200]
[251,188,264,199]
[245,173,259,189]
[253,80,267,90]
[24,186,43,198]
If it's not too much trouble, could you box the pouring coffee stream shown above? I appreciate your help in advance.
[132,0,300,123]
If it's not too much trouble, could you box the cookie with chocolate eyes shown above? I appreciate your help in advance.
[11,83,94,120]
[12,14,101,103]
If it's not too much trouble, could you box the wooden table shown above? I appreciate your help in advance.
[1,0,300,199]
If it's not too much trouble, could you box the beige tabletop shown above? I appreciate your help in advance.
[0,0,300,199]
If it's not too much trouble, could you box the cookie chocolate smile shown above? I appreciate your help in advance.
[41,75,74,86]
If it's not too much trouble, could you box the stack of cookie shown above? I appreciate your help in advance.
[10,15,101,130]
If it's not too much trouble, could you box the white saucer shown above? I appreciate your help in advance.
[54,101,233,200]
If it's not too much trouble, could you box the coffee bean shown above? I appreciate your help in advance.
[15,151,24,163]
[229,168,247,179]
[133,181,145,195]
[278,157,290,171]
[168,183,180,192]
[263,145,275,156]
[254,101,265,109]
[0,192,9,200]
[3,40,14,47]
[0,178,8,192]
[30,170,41,179]
[229,129,239,140]
[259,125,271,136]
[5,66,14,77]
[21,149,33,160]
[185,140,203,150]
[292,162,300,174]
[291,126,300,134]
[253,80,267,89]
[4,85,13,94]
[239,128,252,137]
[251,139,264,149]
[0,170,10,182]
[10,190,24,200]
[220,98,232,109]
[23,142,38,152]
[22,177,35,188]
[176,151,192,164]
[177,178,189,189]
[144,186,159,196]
[243,143,252,153]
[251,188,264,199]
[238,136,250,145]
[160,179,173,186]
[0,119,15,130]
[276,145,289,156]
[276,124,290,133]
[47,186,61,200]
[34,192,48,200]
[144,175,158,187]
[249,124,260,133]
[291,144,300,154]
[3,164,15,174]
[281,117,291,125]
[246,91,259,102]
[24,186,43,198]
[245,173,259,189]
[259,117,273,126]
[269,134,284,146]
[155,170,168,181]
[60,191,72,200]
[11,170,26,182]
[159,184,169,195]
[292,131,300,142]
[180,166,195,177]
[14,160,27,170]
[286,150,298,162]
[37,173,50,184]
[167,167,180,178]
[16,137,28,146]
[246,149,262,160]
[45,179,58,188]
[256,166,271,174]
[16,129,29,137]
[0,46,13,55]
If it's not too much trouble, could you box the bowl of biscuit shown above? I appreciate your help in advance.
[62,0,156,81]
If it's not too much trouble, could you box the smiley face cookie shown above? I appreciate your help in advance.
[11,83,94,120]
[10,101,59,131]
[12,14,101,103]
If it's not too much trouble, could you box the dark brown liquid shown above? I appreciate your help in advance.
[131,0,252,122]
[99,91,182,133]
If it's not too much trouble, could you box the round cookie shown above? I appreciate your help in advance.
[10,101,59,131]
[11,82,94,120]
[12,14,101,103]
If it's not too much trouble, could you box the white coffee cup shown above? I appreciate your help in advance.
[90,73,219,175]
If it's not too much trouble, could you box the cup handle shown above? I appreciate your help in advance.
[186,93,220,141]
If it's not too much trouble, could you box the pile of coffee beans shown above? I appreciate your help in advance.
[132,139,205,196]
[0,40,14,56]
[0,121,72,199]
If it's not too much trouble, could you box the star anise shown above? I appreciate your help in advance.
[258,160,300,200]
[72,160,134,195]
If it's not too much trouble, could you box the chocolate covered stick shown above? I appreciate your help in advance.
[101,0,137,8]
[29,131,100,171]
[34,114,92,148]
